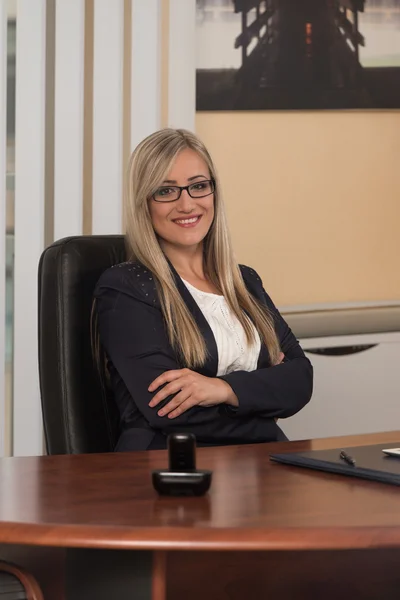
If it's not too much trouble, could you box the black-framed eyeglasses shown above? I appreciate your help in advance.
[152,179,215,203]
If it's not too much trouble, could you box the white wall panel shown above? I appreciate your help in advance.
[13,0,47,456]
[0,0,7,457]
[130,0,161,151]
[92,0,124,234]
[168,0,196,131]
[54,0,85,239]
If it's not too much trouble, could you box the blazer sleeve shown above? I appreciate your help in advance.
[94,269,276,441]
[219,271,313,419]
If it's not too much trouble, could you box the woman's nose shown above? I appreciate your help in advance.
[176,189,194,212]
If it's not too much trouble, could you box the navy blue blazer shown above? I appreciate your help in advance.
[94,262,313,451]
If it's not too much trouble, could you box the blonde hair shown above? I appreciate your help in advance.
[125,128,280,367]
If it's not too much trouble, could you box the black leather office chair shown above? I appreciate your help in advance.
[38,235,126,454]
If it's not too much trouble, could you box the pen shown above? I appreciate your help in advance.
[339,450,356,466]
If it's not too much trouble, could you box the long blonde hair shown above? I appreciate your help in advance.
[125,128,280,367]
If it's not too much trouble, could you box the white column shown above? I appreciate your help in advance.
[168,0,196,131]
[0,0,7,457]
[130,0,162,152]
[92,0,124,234]
[54,0,85,240]
[13,0,46,456]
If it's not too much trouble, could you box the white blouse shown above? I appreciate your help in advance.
[181,279,261,377]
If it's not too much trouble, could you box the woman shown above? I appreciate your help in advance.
[94,128,313,451]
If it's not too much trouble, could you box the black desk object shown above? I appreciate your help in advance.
[270,442,400,486]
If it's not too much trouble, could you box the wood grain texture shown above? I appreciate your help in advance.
[0,431,399,551]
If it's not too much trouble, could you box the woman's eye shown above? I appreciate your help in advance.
[159,187,173,196]
[192,182,206,190]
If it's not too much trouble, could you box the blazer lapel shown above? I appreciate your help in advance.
[241,273,271,369]
[169,264,219,377]
[257,342,270,369]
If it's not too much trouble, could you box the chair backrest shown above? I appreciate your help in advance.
[38,235,126,454]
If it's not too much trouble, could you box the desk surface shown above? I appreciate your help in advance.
[0,431,400,552]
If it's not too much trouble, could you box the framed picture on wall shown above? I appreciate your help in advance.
[196,0,400,110]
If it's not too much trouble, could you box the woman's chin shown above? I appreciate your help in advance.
[163,228,209,249]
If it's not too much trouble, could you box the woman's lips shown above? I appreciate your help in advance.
[172,215,203,228]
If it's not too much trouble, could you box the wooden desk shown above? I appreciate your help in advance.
[1,431,400,599]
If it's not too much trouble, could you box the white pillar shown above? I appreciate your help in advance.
[92,0,124,234]
[13,0,47,456]
[168,0,196,131]
[130,0,162,151]
[54,0,85,240]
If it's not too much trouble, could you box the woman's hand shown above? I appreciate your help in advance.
[148,368,238,419]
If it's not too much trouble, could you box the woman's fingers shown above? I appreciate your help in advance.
[149,375,189,407]
[148,368,190,393]
[167,397,198,419]
[157,388,192,417]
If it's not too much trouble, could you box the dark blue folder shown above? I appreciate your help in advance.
[270,442,400,486]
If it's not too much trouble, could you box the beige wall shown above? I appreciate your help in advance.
[196,111,400,307]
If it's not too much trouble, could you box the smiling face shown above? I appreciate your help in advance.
[148,148,215,254]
